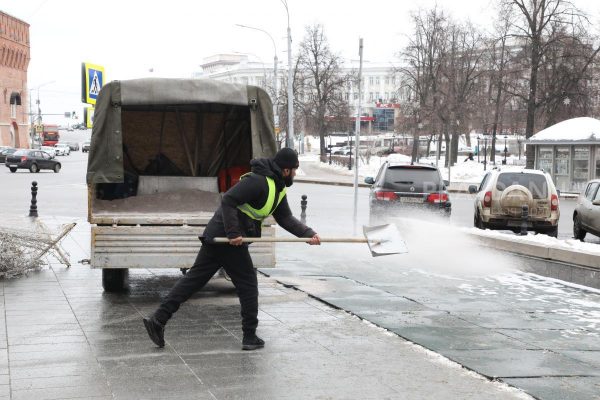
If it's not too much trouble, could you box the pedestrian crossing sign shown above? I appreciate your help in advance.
[81,62,105,105]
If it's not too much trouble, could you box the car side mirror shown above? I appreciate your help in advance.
[443,180,450,187]
[364,177,375,185]
[593,199,600,206]
[468,185,478,194]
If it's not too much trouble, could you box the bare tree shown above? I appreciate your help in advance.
[397,7,448,162]
[502,0,597,167]
[296,24,351,159]
[436,21,485,166]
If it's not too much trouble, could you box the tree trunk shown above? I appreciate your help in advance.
[525,39,540,169]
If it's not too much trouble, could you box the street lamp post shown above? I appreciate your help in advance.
[235,24,278,139]
[281,0,293,148]
[503,135,508,165]
[477,136,480,163]
[483,135,488,171]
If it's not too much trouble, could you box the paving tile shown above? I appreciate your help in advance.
[503,377,600,400]
[444,349,600,379]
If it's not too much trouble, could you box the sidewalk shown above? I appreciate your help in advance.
[0,215,530,399]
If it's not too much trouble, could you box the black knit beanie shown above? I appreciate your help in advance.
[273,148,299,169]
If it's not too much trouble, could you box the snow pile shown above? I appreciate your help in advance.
[530,117,600,142]
[467,227,600,256]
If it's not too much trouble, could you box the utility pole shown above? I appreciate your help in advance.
[353,38,364,234]
[282,0,294,148]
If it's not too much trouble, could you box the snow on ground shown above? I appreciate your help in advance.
[467,226,600,256]
[300,135,525,183]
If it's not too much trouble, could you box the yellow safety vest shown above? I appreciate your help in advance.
[237,174,287,221]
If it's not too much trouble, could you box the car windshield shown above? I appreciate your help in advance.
[13,150,32,156]
[496,172,549,199]
[382,166,443,192]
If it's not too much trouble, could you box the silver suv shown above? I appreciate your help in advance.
[469,169,560,237]
[573,179,600,240]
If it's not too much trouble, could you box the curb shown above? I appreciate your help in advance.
[469,231,600,271]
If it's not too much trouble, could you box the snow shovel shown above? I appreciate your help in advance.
[211,223,407,257]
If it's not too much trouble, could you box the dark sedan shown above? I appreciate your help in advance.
[5,149,61,173]
[0,147,17,163]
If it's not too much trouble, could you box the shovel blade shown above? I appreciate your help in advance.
[363,224,408,257]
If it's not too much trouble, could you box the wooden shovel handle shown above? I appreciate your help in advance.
[212,237,368,243]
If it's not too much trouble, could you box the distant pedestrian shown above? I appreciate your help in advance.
[464,152,474,162]
[143,148,321,350]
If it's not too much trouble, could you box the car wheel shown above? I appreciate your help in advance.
[546,226,558,238]
[474,212,484,229]
[53,164,61,173]
[9,167,17,173]
[29,164,38,173]
[573,215,586,241]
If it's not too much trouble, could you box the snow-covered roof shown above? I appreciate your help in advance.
[528,117,600,143]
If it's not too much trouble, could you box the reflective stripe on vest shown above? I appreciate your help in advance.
[237,175,287,221]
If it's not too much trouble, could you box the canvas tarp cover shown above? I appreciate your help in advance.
[86,78,277,184]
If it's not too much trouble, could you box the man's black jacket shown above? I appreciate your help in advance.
[202,158,316,243]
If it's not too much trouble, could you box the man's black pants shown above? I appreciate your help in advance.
[154,243,258,335]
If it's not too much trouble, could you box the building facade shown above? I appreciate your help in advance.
[0,11,30,148]
[194,54,404,134]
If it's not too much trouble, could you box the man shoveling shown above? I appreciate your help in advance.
[143,148,320,350]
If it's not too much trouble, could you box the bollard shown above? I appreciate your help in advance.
[520,204,528,235]
[300,194,307,224]
[29,181,39,217]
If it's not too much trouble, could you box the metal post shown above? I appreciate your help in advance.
[520,204,529,235]
[285,9,294,148]
[29,181,38,217]
[300,195,307,224]
[353,38,364,234]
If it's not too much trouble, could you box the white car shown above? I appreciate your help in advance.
[469,168,560,237]
[40,146,57,158]
[54,143,71,156]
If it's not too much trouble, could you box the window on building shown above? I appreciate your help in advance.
[369,92,374,101]
[369,77,374,85]
[596,146,600,178]
[375,77,380,85]
[573,147,590,190]
[537,146,553,174]
[384,92,389,101]
[373,108,395,132]
[385,77,390,85]
[554,146,570,192]
[354,93,358,100]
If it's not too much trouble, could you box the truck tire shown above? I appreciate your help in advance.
[102,269,129,292]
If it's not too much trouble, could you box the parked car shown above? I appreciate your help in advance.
[0,147,17,163]
[67,142,80,151]
[82,141,91,153]
[40,146,57,158]
[469,169,560,237]
[54,143,71,156]
[5,149,61,173]
[365,161,451,221]
[333,147,353,156]
[573,179,600,241]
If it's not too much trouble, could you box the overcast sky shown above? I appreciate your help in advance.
[4,0,600,124]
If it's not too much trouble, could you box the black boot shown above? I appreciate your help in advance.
[242,333,265,350]
[143,316,165,348]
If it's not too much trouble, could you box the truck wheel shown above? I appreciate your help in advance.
[102,269,129,292]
